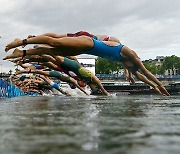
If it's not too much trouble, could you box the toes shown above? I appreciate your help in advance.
[5,46,10,52]
[160,87,170,96]
[3,56,9,60]
[3,53,15,60]
[159,86,170,96]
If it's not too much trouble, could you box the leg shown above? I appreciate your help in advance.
[5,35,93,52]
[33,70,50,76]
[38,75,71,96]
[41,54,58,65]
[4,47,59,60]
[134,71,163,95]
[15,68,50,77]
[91,75,109,96]
[40,33,67,38]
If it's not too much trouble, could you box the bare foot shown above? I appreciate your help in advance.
[159,85,170,96]
[15,68,29,75]
[3,48,23,60]
[5,38,22,52]
[16,60,23,65]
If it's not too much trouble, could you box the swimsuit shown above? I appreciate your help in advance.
[42,81,48,85]
[55,65,79,80]
[32,64,44,69]
[129,64,139,73]
[19,75,26,81]
[50,81,62,90]
[67,31,94,38]
[61,58,93,83]
[67,31,109,41]
[49,71,71,82]
[84,38,124,62]
[77,68,93,83]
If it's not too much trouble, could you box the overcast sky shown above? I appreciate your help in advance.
[0,0,180,73]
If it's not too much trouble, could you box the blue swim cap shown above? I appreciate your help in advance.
[19,75,26,81]
[70,84,76,89]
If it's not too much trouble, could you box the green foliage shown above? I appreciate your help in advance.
[95,55,179,75]
[162,55,180,70]
[143,62,161,74]
[143,55,180,75]
[95,57,123,74]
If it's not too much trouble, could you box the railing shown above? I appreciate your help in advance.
[96,74,125,79]
[0,78,38,98]
[154,75,180,79]
[96,74,180,79]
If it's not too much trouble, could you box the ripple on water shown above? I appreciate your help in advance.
[0,95,180,154]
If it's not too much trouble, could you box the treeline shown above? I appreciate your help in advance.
[95,55,180,75]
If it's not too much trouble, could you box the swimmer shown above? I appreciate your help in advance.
[4,33,170,96]
[41,55,109,95]
[15,68,89,95]
[12,74,70,96]
[14,55,87,88]
[15,62,45,70]
[36,75,71,96]
[28,31,120,43]
[15,55,105,95]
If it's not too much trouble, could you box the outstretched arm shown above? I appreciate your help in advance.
[92,76,109,96]
[18,63,29,69]
[38,75,71,96]
[37,33,67,38]
[67,56,79,62]
[122,63,135,84]
[41,54,58,65]
[9,57,22,63]
[133,58,170,96]
[134,71,163,95]
[27,33,67,39]
[15,68,50,77]
[69,77,89,95]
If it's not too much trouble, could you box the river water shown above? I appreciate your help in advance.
[0,94,180,154]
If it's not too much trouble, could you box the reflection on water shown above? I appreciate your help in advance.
[0,95,180,154]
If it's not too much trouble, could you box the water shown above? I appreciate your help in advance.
[0,94,180,154]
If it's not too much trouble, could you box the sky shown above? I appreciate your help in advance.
[0,0,180,73]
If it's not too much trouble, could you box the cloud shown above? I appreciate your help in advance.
[0,0,180,72]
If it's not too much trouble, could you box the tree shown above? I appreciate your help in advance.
[162,55,180,74]
[95,57,123,74]
[143,62,160,74]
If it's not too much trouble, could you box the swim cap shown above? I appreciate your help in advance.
[69,83,76,89]
[78,80,86,87]
[19,75,26,81]
[70,84,76,89]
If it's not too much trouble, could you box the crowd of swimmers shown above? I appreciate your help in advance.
[4,31,170,96]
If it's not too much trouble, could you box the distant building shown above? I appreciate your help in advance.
[143,56,179,75]
[144,56,164,66]
[76,54,96,74]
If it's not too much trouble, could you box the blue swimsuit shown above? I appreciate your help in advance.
[84,38,124,62]
[32,64,44,69]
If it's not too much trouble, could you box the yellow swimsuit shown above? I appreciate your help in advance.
[78,68,93,83]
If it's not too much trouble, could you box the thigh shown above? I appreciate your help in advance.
[52,36,94,51]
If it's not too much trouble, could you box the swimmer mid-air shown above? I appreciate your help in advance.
[12,55,108,95]
[4,31,170,96]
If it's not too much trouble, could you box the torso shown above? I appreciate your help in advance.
[84,38,124,62]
